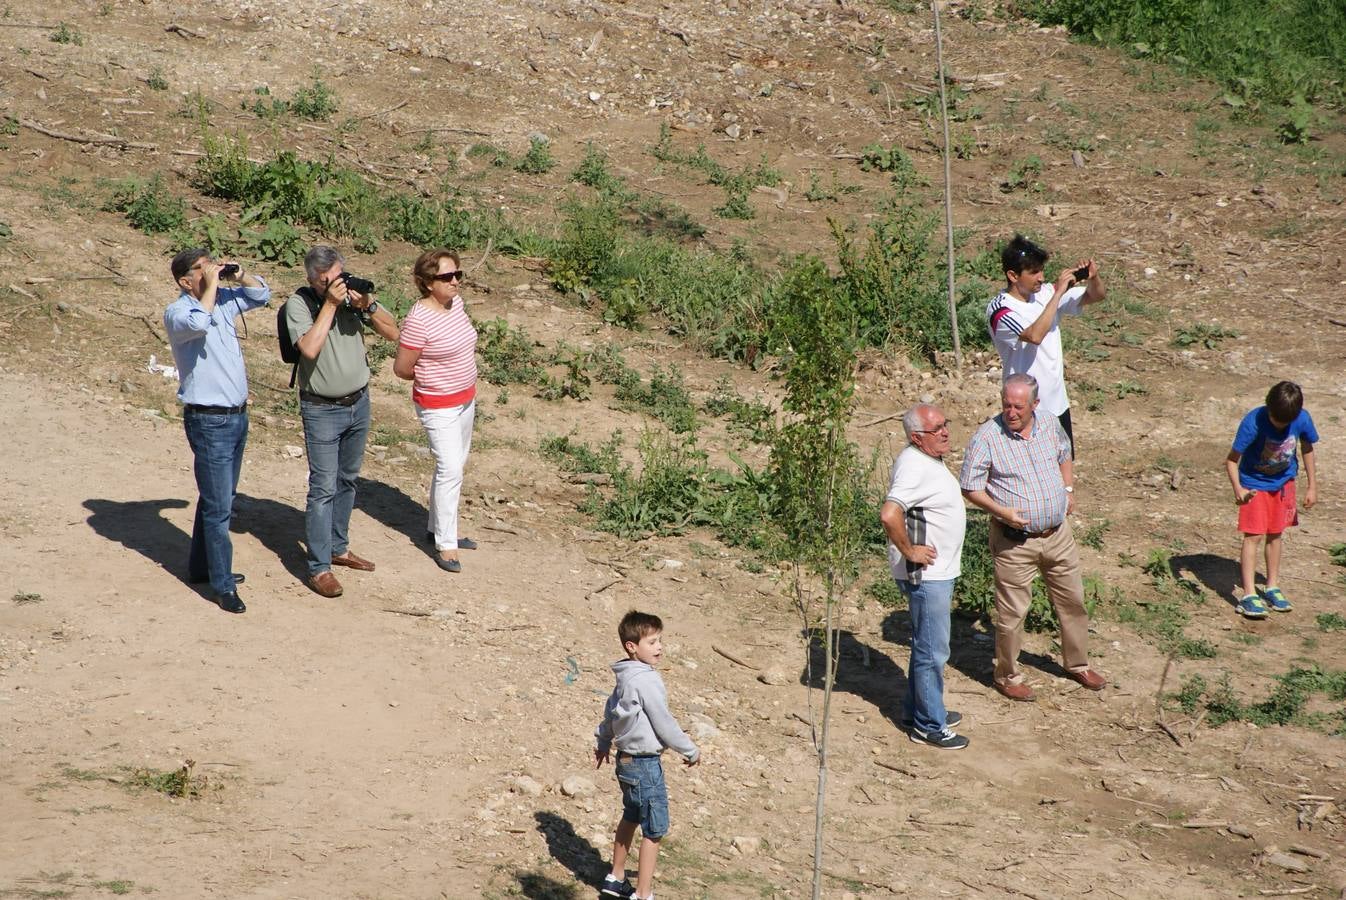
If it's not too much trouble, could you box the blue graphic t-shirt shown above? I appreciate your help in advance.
[1232,407,1318,491]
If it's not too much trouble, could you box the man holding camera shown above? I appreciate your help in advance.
[164,248,272,614]
[987,234,1105,458]
[960,374,1107,702]
[284,245,399,598]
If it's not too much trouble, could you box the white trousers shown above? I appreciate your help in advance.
[415,399,474,551]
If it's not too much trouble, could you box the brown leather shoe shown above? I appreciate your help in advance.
[331,551,375,572]
[307,571,344,598]
[1067,668,1107,691]
[995,681,1036,702]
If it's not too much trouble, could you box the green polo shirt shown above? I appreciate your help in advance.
[283,288,371,398]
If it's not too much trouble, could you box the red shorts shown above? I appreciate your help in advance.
[1238,481,1298,535]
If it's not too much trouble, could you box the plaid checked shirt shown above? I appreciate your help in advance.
[959,412,1071,533]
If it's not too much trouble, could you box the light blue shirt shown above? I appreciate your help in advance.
[164,280,271,407]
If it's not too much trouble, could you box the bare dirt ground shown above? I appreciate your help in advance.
[1,0,1344,898]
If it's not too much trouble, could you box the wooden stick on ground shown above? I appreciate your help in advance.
[350,99,409,122]
[20,119,157,151]
[711,644,759,670]
[165,23,204,39]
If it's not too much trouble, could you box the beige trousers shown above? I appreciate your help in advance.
[990,519,1091,686]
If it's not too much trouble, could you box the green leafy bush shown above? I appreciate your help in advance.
[50,22,83,44]
[515,136,556,175]
[102,174,186,234]
[1027,0,1346,109]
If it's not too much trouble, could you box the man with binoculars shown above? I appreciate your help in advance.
[283,245,399,598]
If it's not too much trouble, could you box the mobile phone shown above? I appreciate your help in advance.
[218,263,240,279]
[1071,264,1090,282]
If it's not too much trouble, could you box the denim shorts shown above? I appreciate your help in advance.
[615,754,669,839]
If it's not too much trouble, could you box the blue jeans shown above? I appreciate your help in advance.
[300,391,370,575]
[899,577,956,734]
[184,410,249,596]
[615,754,670,839]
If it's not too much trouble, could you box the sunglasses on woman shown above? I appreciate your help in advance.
[432,270,465,283]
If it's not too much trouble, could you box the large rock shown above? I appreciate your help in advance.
[560,775,596,798]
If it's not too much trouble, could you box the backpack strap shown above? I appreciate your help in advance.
[288,286,323,389]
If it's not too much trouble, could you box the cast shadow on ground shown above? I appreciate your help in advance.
[232,494,309,581]
[513,870,584,900]
[83,498,200,588]
[1171,552,1245,610]
[797,628,909,730]
[535,811,605,889]
[353,476,438,560]
[882,609,1072,689]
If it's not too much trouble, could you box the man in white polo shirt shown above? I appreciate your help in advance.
[879,403,968,750]
[986,234,1106,458]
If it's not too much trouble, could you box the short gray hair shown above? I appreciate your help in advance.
[902,404,936,441]
[304,245,344,282]
[1002,372,1039,403]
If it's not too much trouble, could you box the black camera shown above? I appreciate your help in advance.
[338,272,375,295]
[1071,264,1090,282]
[218,263,240,279]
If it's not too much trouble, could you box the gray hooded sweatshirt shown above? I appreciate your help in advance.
[594,659,699,762]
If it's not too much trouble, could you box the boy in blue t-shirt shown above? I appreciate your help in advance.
[1224,381,1319,618]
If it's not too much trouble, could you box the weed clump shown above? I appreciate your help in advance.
[102,175,187,235]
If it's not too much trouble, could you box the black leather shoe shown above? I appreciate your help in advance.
[191,573,245,586]
[215,591,246,614]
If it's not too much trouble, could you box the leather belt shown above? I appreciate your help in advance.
[616,751,660,760]
[300,385,367,407]
[999,522,1060,541]
[185,403,247,415]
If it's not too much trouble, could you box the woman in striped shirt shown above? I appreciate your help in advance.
[393,248,479,573]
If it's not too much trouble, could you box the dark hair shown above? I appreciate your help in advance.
[1001,234,1048,276]
[1265,381,1303,423]
[412,248,462,297]
[171,247,209,283]
[618,609,662,648]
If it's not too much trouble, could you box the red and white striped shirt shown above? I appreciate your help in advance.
[398,298,478,408]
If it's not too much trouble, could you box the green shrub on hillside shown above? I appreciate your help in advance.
[102,175,186,234]
[1029,0,1346,111]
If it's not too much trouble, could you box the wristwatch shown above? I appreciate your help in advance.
[365,300,380,315]
[1063,485,1074,493]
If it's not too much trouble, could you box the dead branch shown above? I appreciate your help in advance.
[1155,720,1184,748]
[482,520,520,535]
[350,99,409,122]
[712,644,759,670]
[381,608,432,617]
[107,308,166,344]
[0,21,55,29]
[20,119,158,151]
[858,411,901,428]
[165,23,204,39]
[467,235,494,277]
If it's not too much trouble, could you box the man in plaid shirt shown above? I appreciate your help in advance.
[959,374,1108,702]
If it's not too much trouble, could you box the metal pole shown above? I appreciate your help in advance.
[932,0,962,367]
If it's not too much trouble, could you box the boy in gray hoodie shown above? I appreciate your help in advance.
[594,610,700,900]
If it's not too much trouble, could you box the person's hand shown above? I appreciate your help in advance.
[685,754,700,767]
[1001,508,1029,529]
[903,544,938,566]
[347,290,374,311]
[1304,486,1317,509]
[1235,487,1255,505]
[1067,491,1076,516]
[594,748,608,769]
[323,276,349,306]
[202,261,222,290]
[1083,258,1098,280]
